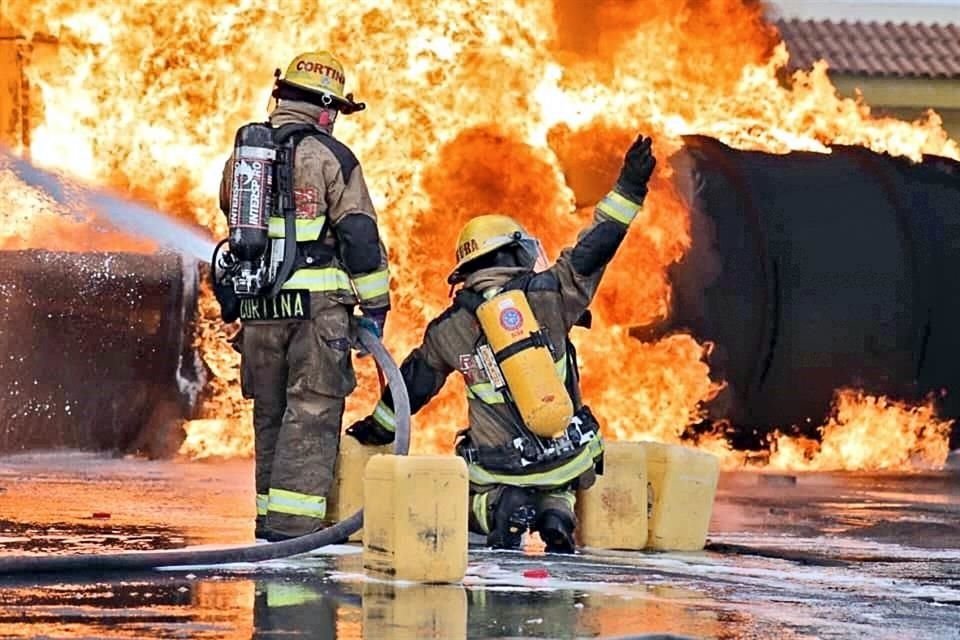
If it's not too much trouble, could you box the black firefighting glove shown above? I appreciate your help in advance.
[614,134,657,204]
[346,416,395,446]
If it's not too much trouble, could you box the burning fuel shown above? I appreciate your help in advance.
[2,0,958,470]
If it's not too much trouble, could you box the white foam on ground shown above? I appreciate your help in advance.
[711,532,960,561]
[156,543,361,572]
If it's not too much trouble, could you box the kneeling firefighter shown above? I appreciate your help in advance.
[213,51,391,541]
[347,134,656,552]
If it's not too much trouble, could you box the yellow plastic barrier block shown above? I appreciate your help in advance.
[640,442,720,551]
[363,454,468,583]
[327,437,391,542]
[362,582,467,640]
[575,441,649,550]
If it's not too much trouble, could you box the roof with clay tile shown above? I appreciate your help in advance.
[776,18,960,78]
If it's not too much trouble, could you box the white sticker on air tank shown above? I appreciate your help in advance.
[498,299,514,310]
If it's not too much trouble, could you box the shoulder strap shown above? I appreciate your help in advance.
[272,124,359,182]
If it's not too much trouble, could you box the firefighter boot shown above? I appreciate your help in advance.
[486,487,537,550]
[536,509,576,554]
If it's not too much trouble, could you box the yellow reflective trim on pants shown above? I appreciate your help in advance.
[256,493,269,516]
[468,437,604,489]
[472,493,490,534]
[372,400,396,432]
[267,487,327,519]
[266,583,320,608]
[596,190,641,225]
[267,216,327,240]
[351,268,390,301]
[281,267,352,292]
[466,382,506,405]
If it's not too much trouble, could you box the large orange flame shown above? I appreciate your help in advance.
[3,1,957,469]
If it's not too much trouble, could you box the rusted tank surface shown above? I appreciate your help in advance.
[662,136,960,449]
[0,250,202,454]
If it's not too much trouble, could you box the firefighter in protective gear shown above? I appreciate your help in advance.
[347,134,656,553]
[217,51,391,541]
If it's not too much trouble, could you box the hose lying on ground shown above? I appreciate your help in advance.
[0,328,410,575]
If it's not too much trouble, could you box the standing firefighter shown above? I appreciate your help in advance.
[347,134,656,552]
[213,51,390,541]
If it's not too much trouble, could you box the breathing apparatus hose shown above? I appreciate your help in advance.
[0,328,410,575]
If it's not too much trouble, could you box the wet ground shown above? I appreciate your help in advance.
[1,452,958,639]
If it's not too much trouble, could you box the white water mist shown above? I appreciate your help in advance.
[1,147,216,262]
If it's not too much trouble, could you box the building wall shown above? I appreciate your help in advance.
[830,74,960,144]
[767,0,960,24]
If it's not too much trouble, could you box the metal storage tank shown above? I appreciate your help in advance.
[660,136,960,449]
[0,250,203,454]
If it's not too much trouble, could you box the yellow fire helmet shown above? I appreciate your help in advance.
[274,50,364,112]
[448,214,548,284]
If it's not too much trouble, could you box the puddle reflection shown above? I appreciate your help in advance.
[0,572,749,639]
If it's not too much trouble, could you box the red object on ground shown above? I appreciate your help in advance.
[523,568,549,579]
[91,512,111,519]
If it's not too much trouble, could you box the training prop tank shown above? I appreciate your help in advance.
[0,249,202,456]
[658,137,960,450]
[362,454,469,583]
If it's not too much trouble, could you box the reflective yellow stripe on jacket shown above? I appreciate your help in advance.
[281,267,352,293]
[267,216,327,240]
[351,268,390,303]
[266,487,326,519]
[256,493,269,517]
[372,400,397,432]
[596,190,641,225]
[467,436,604,489]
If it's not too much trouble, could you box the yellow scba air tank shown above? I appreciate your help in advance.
[475,289,573,438]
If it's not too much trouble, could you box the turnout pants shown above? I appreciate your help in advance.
[468,484,577,536]
[241,294,356,538]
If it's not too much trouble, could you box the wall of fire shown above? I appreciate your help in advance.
[2,14,957,457]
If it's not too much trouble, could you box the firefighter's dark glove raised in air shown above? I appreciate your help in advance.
[614,134,657,204]
[346,416,395,446]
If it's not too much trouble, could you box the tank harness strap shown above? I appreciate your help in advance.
[265,124,302,297]
[266,123,363,286]
[493,329,552,363]
[457,405,602,472]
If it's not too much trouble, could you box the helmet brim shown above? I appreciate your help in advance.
[274,79,363,113]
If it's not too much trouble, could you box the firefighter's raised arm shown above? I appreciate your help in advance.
[550,134,656,330]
